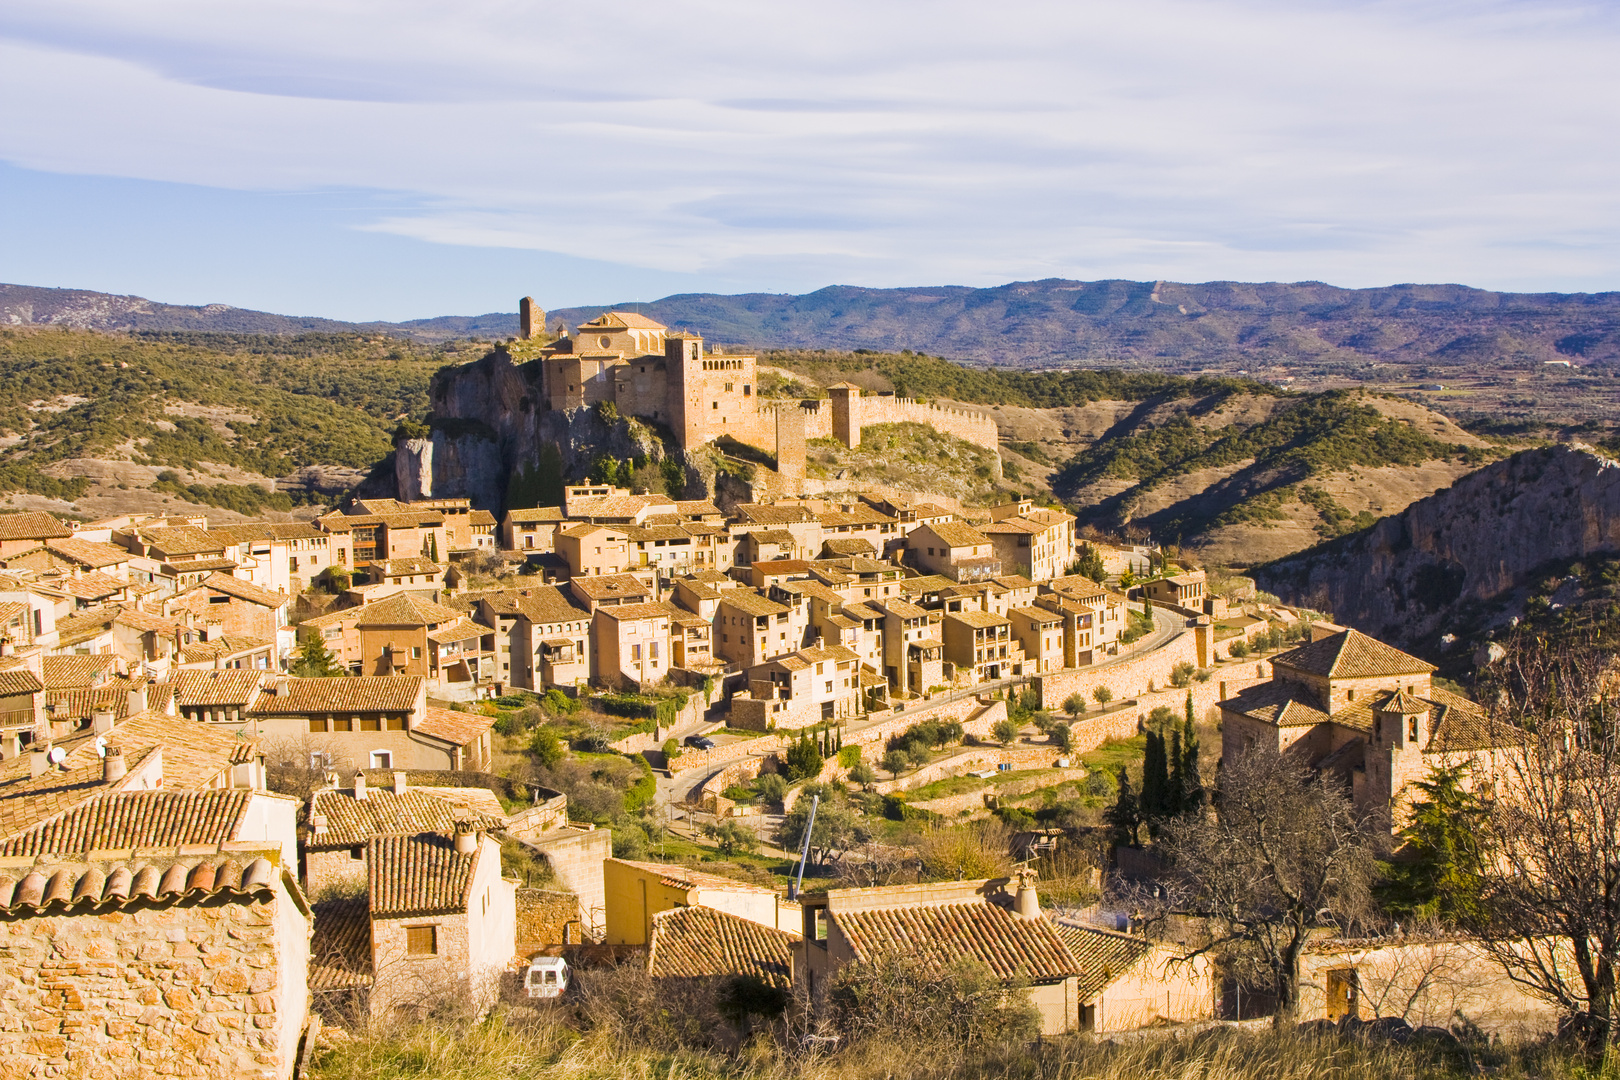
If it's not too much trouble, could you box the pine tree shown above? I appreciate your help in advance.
[292,635,345,678]
[1377,764,1487,923]
[1106,767,1141,848]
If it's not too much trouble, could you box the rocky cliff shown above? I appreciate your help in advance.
[396,347,678,510]
[1255,444,1620,651]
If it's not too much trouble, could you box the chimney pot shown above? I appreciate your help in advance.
[393,770,407,795]
[1015,868,1042,921]
[353,772,368,802]
[453,819,478,855]
[103,746,127,784]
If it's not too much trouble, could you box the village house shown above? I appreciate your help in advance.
[1142,569,1208,609]
[732,643,863,729]
[1007,605,1066,674]
[556,522,630,578]
[1049,921,1215,1032]
[942,607,1028,683]
[1218,627,1517,832]
[591,601,675,690]
[603,858,795,945]
[501,586,593,692]
[0,512,74,559]
[165,572,291,658]
[502,506,565,554]
[214,522,336,595]
[646,905,798,991]
[875,598,941,697]
[906,521,1002,583]
[794,876,1084,1036]
[352,592,496,698]
[713,590,792,668]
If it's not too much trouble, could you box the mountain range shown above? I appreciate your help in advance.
[9,278,1620,372]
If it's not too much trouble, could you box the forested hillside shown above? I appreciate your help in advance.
[0,328,456,518]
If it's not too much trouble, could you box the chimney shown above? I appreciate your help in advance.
[393,770,407,795]
[0,735,17,760]
[29,746,49,779]
[0,637,13,657]
[127,684,148,716]
[91,708,116,735]
[1014,868,1042,921]
[311,813,328,837]
[453,819,478,856]
[274,676,289,697]
[102,746,127,784]
[353,772,368,802]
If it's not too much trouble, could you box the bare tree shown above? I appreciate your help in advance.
[1471,635,1620,1047]
[262,734,354,802]
[1148,748,1382,1024]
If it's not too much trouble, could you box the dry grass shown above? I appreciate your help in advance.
[308,1011,1598,1080]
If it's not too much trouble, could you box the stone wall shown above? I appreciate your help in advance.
[1035,627,1201,712]
[847,396,1001,457]
[514,889,582,955]
[518,828,611,940]
[0,886,306,1079]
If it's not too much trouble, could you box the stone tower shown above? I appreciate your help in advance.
[828,382,861,449]
[1366,691,1431,831]
[664,333,705,450]
[775,402,808,492]
[519,297,545,340]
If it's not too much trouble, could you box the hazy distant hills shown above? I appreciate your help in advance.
[10,277,1620,371]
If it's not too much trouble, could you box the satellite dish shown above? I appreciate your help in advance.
[94,736,108,758]
[47,746,66,765]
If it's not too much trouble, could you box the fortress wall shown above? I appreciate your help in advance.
[851,397,1002,456]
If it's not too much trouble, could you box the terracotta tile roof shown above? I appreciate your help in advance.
[173,669,266,707]
[468,510,497,526]
[168,557,238,574]
[898,574,956,594]
[1271,629,1435,680]
[732,504,817,526]
[52,610,119,648]
[353,593,463,627]
[982,517,1043,535]
[43,538,129,568]
[718,591,789,618]
[0,663,45,695]
[834,900,1080,982]
[945,608,1011,629]
[248,676,423,716]
[747,529,798,546]
[818,508,895,529]
[179,572,286,610]
[425,617,489,645]
[45,687,128,723]
[179,634,273,665]
[1050,921,1153,1000]
[367,831,479,918]
[822,538,877,557]
[58,573,127,601]
[309,787,505,850]
[569,574,652,602]
[309,896,373,991]
[506,506,565,523]
[140,526,223,556]
[648,905,798,986]
[0,512,72,542]
[595,601,677,623]
[114,606,189,635]
[0,789,253,856]
[580,310,668,330]
[991,575,1036,592]
[753,559,811,575]
[1009,605,1061,625]
[1424,687,1523,752]
[0,711,255,838]
[877,599,930,619]
[1223,682,1332,729]
[674,500,723,518]
[0,850,279,914]
[414,707,498,748]
[920,522,991,549]
[514,586,592,626]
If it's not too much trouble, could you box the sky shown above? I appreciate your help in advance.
[2,0,1619,321]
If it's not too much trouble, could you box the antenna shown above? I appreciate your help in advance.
[788,794,819,901]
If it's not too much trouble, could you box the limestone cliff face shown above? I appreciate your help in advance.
[400,348,673,509]
[1256,444,1620,648]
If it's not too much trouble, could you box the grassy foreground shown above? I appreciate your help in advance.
[310,1009,1594,1080]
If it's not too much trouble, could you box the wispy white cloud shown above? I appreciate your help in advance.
[2,0,1619,300]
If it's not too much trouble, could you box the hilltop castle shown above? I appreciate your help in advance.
[517,299,1000,486]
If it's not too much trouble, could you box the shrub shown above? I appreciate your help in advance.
[528,727,564,768]
[543,688,581,716]
[753,772,788,806]
[661,737,680,761]
[701,819,757,857]
[1049,723,1074,751]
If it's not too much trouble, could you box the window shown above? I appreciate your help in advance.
[348,845,364,861]
[309,752,330,769]
[370,750,393,769]
[406,925,438,955]
[410,646,422,659]
[650,641,659,660]
[813,908,829,942]
[1409,717,1419,740]
[712,401,718,409]
[632,644,641,661]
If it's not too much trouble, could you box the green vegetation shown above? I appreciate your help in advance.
[0,328,449,497]
[765,348,1281,408]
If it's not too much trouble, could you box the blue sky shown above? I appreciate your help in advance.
[2,0,1619,321]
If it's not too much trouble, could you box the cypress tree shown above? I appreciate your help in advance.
[1141,730,1168,834]
[1182,693,1203,810]
[1106,767,1141,848]
[1168,728,1185,818]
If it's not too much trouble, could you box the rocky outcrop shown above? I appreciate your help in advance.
[1256,444,1620,649]
[404,347,677,510]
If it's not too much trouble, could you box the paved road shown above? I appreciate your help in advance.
[657,605,1189,817]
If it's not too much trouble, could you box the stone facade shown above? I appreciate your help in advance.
[0,865,309,1080]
